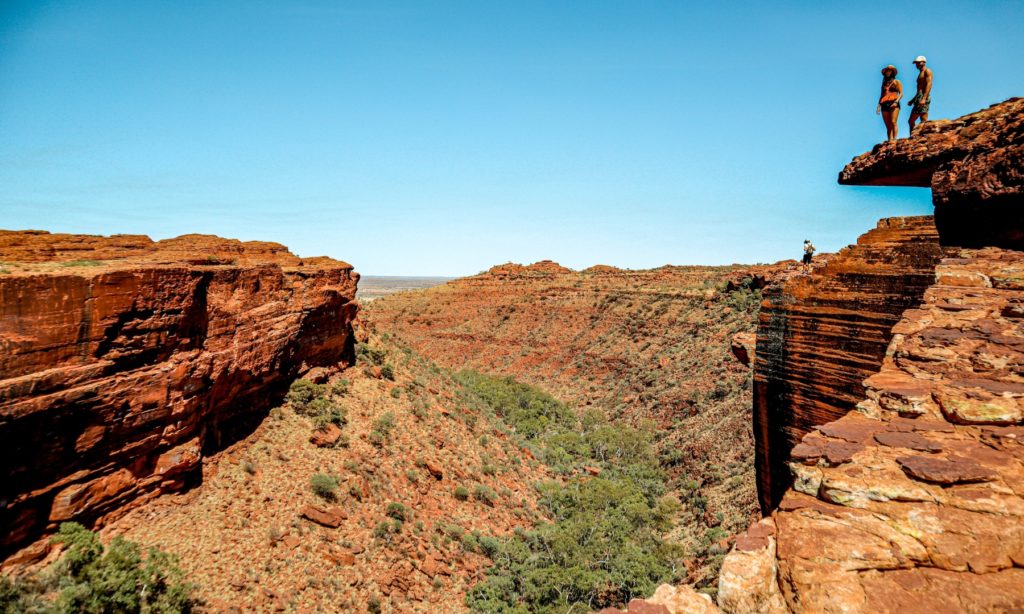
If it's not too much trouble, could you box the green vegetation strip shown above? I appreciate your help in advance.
[0,523,196,613]
[456,371,682,614]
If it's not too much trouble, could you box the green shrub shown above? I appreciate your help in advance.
[356,343,387,366]
[454,486,470,501]
[307,397,346,430]
[310,473,339,501]
[286,379,325,412]
[473,484,497,506]
[461,374,683,613]
[59,259,103,267]
[385,502,409,522]
[389,387,400,399]
[331,379,350,396]
[0,523,196,613]
[455,371,574,440]
[381,364,396,380]
[369,413,396,447]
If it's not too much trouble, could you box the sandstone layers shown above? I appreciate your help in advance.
[754,216,952,510]
[716,99,1024,612]
[722,248,1024,613]
[0,231,358,560]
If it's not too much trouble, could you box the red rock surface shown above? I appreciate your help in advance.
[721,248,1024,613]
[0,230,358,560]
[839,97,1024,249]
[753,216,954,510]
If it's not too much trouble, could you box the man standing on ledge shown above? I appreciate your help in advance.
[802,239,815,265]
[908,56,933,134]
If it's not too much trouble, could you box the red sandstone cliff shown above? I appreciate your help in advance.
[710,99,1024,612]
[0,231,359,561]
[753,216,953,510]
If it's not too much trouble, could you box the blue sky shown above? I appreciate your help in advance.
[1,1,1021,275]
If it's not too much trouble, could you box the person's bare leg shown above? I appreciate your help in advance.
[883,109,899,141]
[909,112,921,134]
[891,108,900,140]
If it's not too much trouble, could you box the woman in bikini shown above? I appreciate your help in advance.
[876,65,902,142]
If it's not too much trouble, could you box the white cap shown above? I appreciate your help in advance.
[914,55,927,63]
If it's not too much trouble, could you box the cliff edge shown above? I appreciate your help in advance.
[714,99,1024,612]
[0,231,359,562]
[840,97,1024,249]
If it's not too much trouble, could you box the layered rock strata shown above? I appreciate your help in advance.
[754,216,952,510]
[840,97,1024,249]
[0,231,358,560]
[721,248,1024,612]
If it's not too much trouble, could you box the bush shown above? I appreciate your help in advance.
[454,486,470,501]
[473,484,497,506]
[381,364,396,381]
[310,473,339,501]
[331,379,350,396]
[385,502,409,522]
[369,413,396,447]
[455,371,574,440]
[0,523,196,613]
[286,379,325,412]
[356,343,387,366]
[307,397,346,430]
[462,374,682,613]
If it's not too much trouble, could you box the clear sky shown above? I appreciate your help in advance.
[1,1,1022,275]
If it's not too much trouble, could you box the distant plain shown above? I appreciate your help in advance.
[356,276,454,302]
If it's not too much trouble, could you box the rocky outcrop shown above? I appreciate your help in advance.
[754,216,952,510]
[840,97,1024,249]
[725,100,1024,612]
[597,584,720,614]
[725,248,1024,612]
[0,231,358,560]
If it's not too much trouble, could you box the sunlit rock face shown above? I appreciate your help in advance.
[752,216,952,511]
[0,231,358,560]
[722,99,1024,613]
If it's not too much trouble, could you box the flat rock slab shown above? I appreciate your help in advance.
[896,454,996,484]
[875,431,942,452]
[299,504,347,528]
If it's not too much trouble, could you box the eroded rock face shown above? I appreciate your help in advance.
[840,97,1024,249]
[753,216,953,510]
[0,231,358,560]
[723,248,1024,613]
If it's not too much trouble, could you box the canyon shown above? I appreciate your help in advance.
[1,97,1022,613]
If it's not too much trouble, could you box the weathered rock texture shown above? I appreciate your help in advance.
[754,216,953,510]
[0,231,358,560]
[726,100,1024,612]
[840,97,1024,249]
[724,248,1024,613]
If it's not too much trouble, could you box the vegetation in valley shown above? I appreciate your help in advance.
[366,266,777,593]
[0,523,195,613]
[457,372,683,613]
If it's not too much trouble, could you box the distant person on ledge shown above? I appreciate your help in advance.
[908,55,932,134]
[876,65,903,142]
[802,240,815,265]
